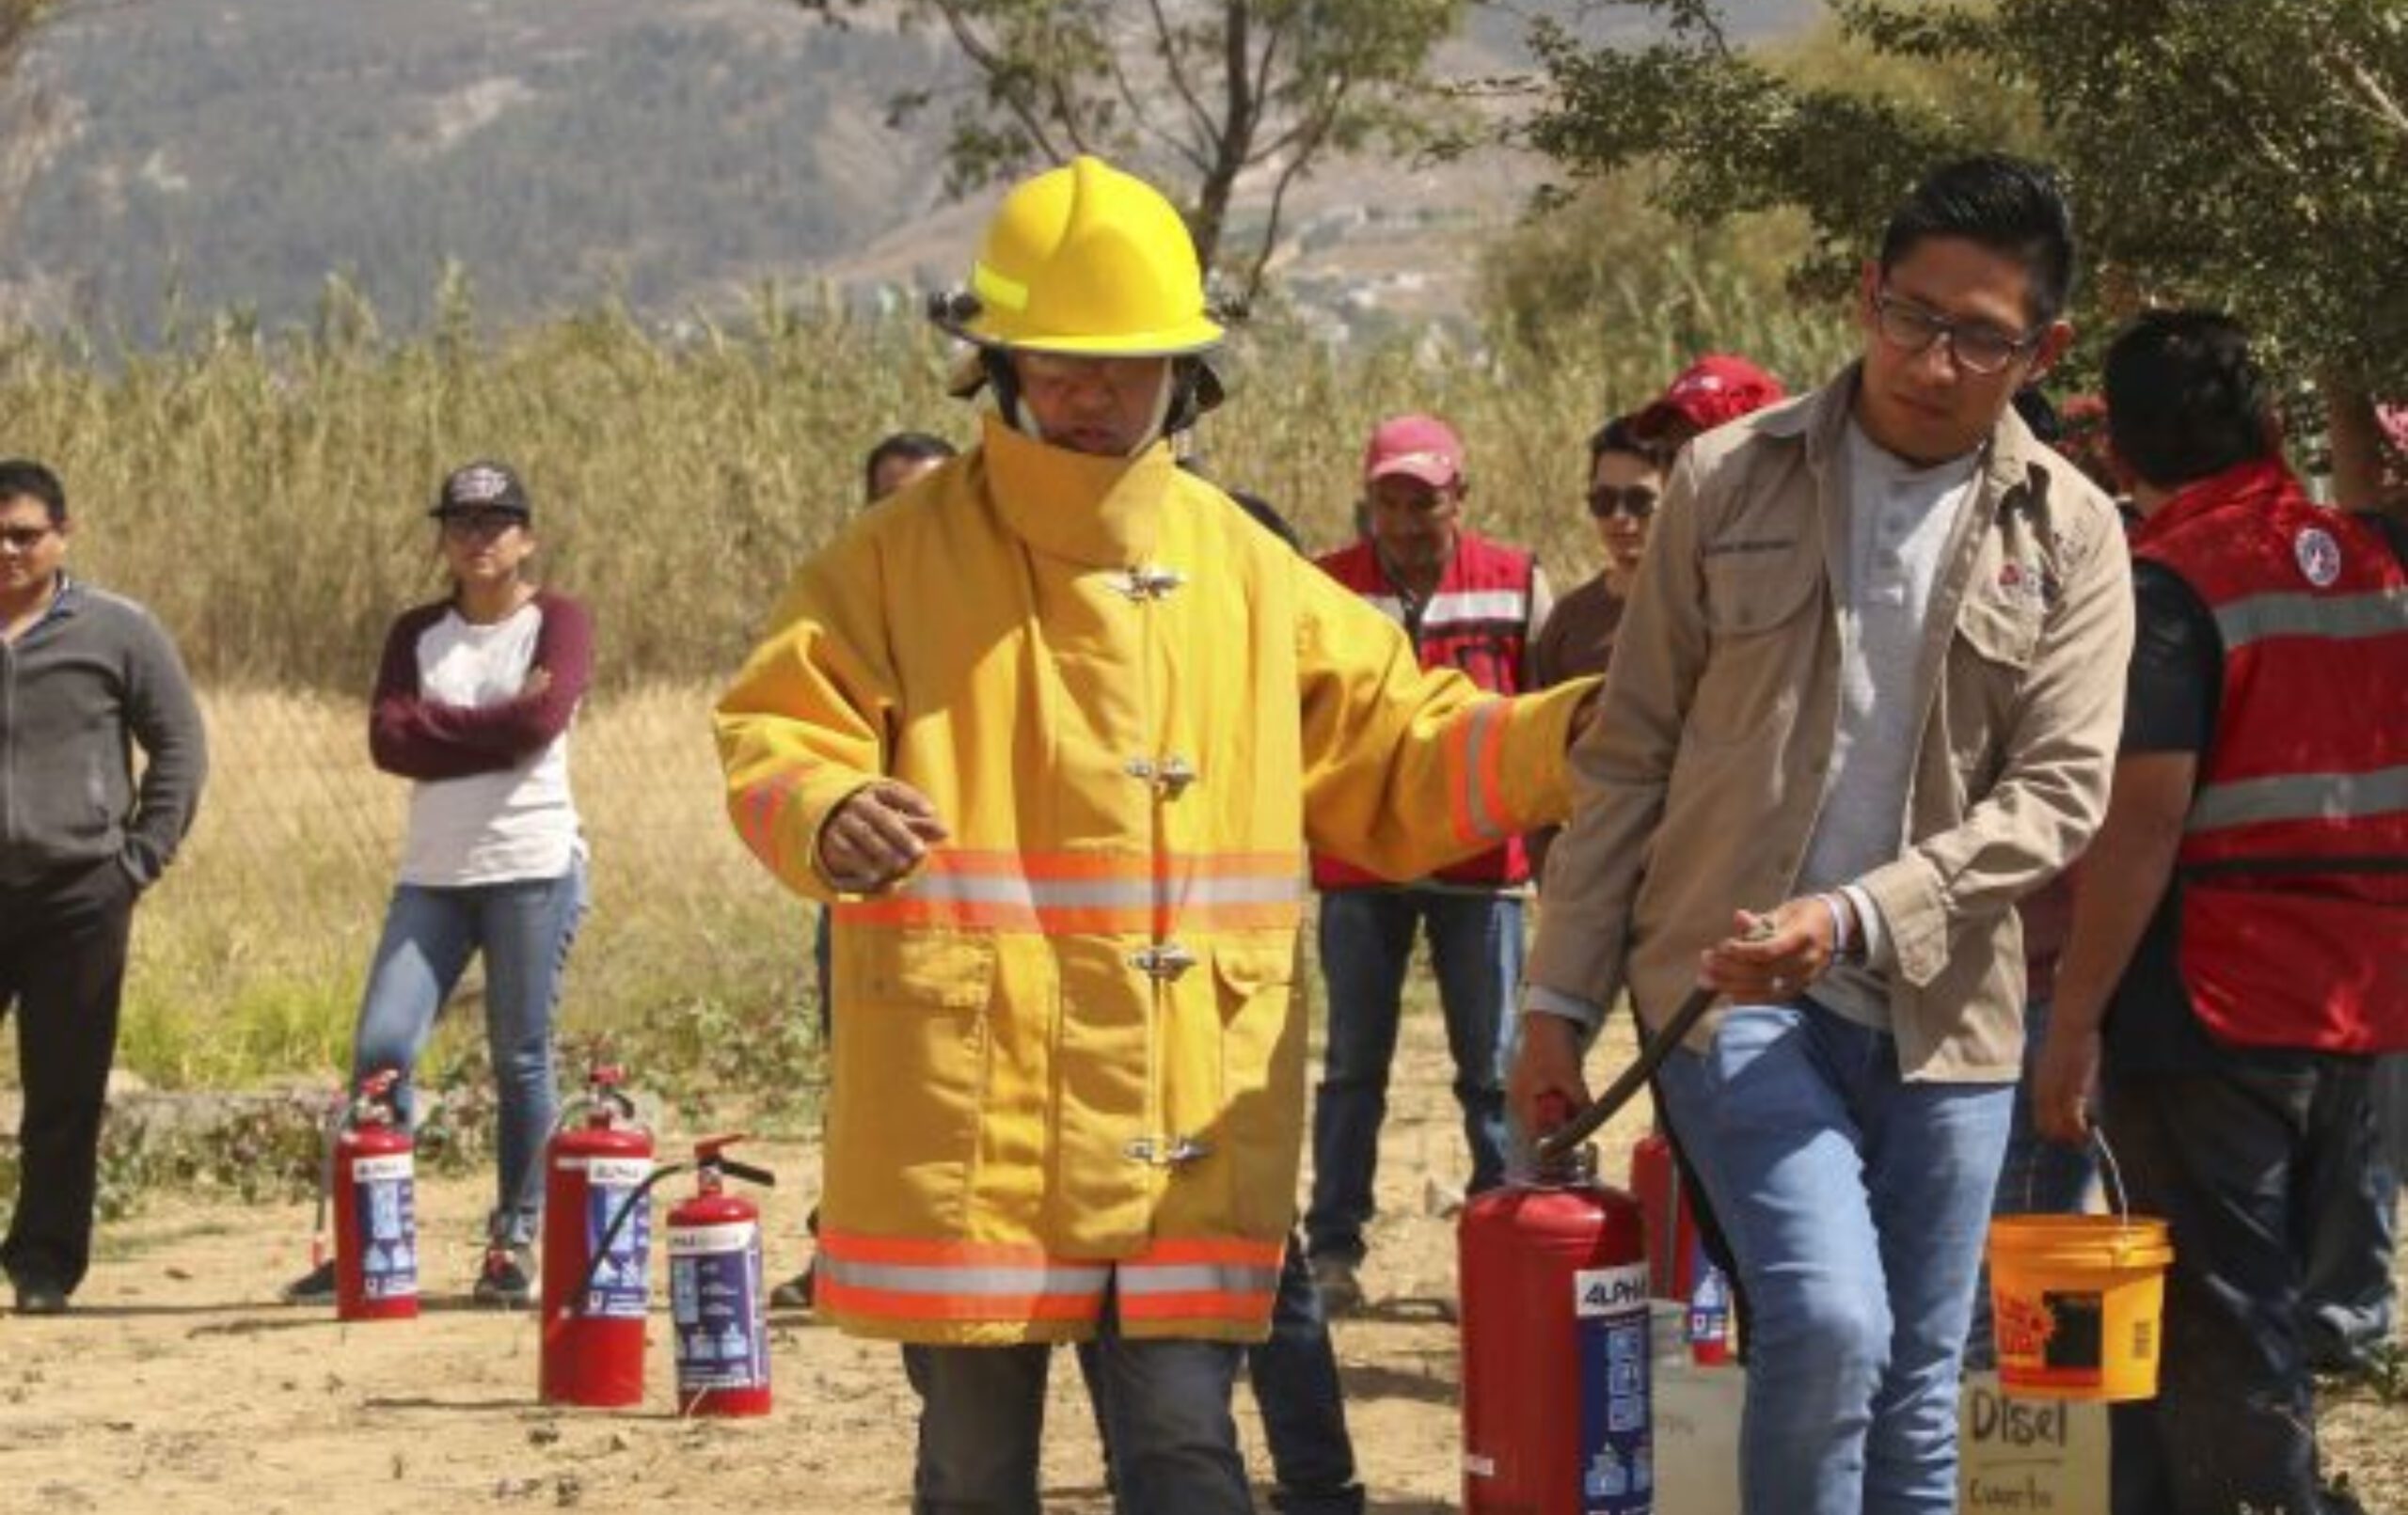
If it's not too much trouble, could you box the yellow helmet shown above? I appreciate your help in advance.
[939,155,1224,357]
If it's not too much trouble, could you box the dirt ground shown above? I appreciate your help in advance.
[4,1013,2401,1514]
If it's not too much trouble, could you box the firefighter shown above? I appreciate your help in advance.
[714,155,1594,1511]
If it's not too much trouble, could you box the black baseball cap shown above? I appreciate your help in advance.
[431,461,531,518]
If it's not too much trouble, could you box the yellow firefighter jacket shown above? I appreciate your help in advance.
[715,415,1591,1345]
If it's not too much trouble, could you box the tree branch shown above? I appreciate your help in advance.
[931,0,1071,162]
[1147,0,1221,150]
[2322,40,2408,142]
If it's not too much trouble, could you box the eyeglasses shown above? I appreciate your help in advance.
[439,511,525,541]
[1872,290,2040,376]
[0,524,56,551]
[1586,485,1658,521]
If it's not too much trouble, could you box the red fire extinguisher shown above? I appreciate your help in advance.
[1631,1130,1731,1365]
[667,1135,777,1417]
[330,1068,418,1322]
[540,1065,655,1408]
[1461,981,1730,1513]
[1461,1096,1653,1513]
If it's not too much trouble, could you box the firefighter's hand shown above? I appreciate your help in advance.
[1509,1013,1592,1137]
[2032,1018,2101,1148]
[1700,901,1832,1002]
[816,780,949,892]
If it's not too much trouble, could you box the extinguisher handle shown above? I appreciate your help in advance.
[1534,983,1720,1164]
[718,1158,777,1189]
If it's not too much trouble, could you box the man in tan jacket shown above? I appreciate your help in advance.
[1511,155,2132,1512]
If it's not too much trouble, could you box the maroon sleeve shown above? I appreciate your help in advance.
[367,593,594,779]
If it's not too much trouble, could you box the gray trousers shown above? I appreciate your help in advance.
[905,1294,1251,1515]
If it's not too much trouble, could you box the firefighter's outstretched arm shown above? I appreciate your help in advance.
[1292,567,1594,883]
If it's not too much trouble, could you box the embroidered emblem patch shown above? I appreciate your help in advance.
[2294,527,2341,588]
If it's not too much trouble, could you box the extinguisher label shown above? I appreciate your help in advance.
[1573,1262,1651,1514]
[670,1223,767,1392]
[351,1154,418,1302]
[582,1162,652,1319]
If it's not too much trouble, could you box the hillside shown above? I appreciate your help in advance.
[3,0,1815,339]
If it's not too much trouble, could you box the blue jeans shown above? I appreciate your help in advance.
[1307,889,1522,1264]
[1966,995,2099,1368]
[907,1293,1250,1515]
[1656,1000,2013,1515]
[352,860,587,1247]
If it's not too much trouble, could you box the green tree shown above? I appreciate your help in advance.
[797,0,1467,304]
[1519,0,2408,436]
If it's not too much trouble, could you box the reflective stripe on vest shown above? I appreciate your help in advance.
[1314,531,1535,889]
[2188,764,2408,834]
[841,849,1306,933]
[2133,458,2408,1052]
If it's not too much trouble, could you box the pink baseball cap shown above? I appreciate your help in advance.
[1633,354,1787,442]
[1362,414,1465,489]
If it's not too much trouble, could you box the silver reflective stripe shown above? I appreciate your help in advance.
[1421,589,1529,625]
[1460,702,1505,840]
[2213,586,2408,650]
[1365,594,1406,624]
[906,873,1301,908]
[2189,765,2408,833]
[1117,1262,1280,1296]
[819,1257,1110,1298]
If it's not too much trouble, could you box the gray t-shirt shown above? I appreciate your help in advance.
[1798,422,1983,1029]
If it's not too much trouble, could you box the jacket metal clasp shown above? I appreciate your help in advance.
[1125,755,1197,796]
[1112,565,1186,601]
[1123,1135,1213,1168]
[1128,942,1197,980]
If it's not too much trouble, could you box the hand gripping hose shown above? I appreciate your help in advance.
[1531,982,1721,1165]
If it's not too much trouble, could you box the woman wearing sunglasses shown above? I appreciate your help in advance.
[285,460,593,1308]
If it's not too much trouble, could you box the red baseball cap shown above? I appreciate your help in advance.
[1362,414,1465,489]
[1633,354,1787,442]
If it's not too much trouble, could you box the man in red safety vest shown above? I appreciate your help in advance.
[1304,415,1554,1313]
[2035,309,2408,1515]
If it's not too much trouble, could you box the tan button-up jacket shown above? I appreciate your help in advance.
[1527,367,2133,1081]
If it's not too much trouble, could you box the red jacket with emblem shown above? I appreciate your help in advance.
[2132,458,2408,1053]
[1311,529,1537,890]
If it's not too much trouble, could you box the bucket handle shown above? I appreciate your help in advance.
[2088,1124,2131,1228]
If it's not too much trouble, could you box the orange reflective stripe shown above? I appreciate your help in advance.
[1128,1236,1284,1267]
[817,1228,1112,1322]
[817,1277,1102,1323]
[1117,1236,1281,1322]
[1448,702,1512,846]
[1117,1288,1275,1322]
[843,849,1305,932]
[816,1229,1281,1326]
[733,771,803,874]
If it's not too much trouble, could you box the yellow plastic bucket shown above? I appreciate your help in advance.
[1986,1136,2173,1402]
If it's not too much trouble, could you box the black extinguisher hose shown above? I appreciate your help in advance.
[562,1162,688,1321]
[1532,982,1720,1165]
[562,1156,778,1320]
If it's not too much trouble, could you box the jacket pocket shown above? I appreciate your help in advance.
[1945,589,2045,787]
[1690,549,1821,747]
[1213,936,1305,1237]
[825,930,996,1235]
[1954,589,2042,671]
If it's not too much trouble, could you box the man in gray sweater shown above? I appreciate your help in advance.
[0,458,206,1316]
